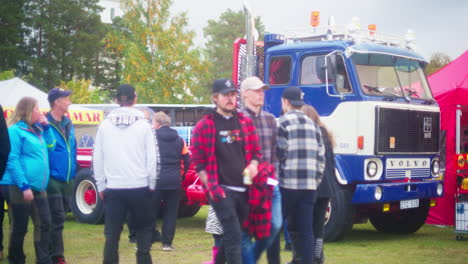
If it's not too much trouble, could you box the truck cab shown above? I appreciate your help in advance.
[233,21,444,241]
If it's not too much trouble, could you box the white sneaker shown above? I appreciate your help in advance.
[162,244,175,251]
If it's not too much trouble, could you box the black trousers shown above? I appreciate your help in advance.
[103,188,153,264]
[3,185,51,264]
[210,188,248,264]
[153,189,181,245]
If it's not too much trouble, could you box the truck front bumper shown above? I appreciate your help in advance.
[351,180,443,204]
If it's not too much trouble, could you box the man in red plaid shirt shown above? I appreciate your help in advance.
[190,78,261,264]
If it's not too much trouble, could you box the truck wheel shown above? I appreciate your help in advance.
[70,168,104,224]
[177,192,201,218]
[369,199,430,234]
[323,179,355,242]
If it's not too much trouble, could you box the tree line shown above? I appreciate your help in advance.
[0,0,262,104]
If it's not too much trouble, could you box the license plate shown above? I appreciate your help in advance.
[400,199,419,209]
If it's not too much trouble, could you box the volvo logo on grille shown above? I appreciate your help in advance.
[424,117,432,138]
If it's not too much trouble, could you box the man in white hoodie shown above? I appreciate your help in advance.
[93,84,157,264]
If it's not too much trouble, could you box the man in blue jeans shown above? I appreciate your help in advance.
[46,88,76,264]
[277,86,325,264]
[240,76,282,264]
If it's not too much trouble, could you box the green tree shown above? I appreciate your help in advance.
[105,0,211,104]
[0,0,27,72]
[203,9,266,80]
[24,0,106,90]
[425,52,451,76]
[0,70,16,81]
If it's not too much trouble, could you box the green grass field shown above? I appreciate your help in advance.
[3,206,468,263]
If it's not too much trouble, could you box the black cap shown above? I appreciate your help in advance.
[212,79,236,94]
[116,84,136,102]
[48,88,72,105]
[282,86,304,107]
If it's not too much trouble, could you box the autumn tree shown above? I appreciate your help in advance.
[59,79,110,104]
[425,52,451,76]
[105,0,211,104]
[203,9,265,80]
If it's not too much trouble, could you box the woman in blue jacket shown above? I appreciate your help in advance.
[1,97,55,264]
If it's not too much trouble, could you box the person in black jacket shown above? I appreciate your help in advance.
[0,105,10,179]
[302,104,335,264]
[0,104,11,260]
[152,111,190,251]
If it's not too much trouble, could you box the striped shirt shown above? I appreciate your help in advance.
[277,110,325,190]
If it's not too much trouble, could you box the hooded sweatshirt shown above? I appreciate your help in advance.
[155,126,189,190]
[93,107,156,192]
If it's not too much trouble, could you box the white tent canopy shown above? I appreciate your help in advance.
[0,77,50,108]
[0,77,91,111]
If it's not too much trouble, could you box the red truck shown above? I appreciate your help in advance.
[70,104,210,224]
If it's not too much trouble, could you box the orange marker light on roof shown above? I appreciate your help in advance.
[310,11,320,27]
[368,24,377,35]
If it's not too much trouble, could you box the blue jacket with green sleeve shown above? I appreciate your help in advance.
[0,121,56,191]
[46,113,77,182]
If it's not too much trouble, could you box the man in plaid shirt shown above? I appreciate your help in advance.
[240,76,282,264]
[277,86,325,264]
[190,78,261,264]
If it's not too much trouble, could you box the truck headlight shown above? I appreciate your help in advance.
[367,161,378,177]
[364,158,383,180]
[374,186,383,200]
[437,183,443,196]
[431,159,440,177]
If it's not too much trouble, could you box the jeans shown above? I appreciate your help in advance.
[281,188,317,264]
[210,188,248,264]
[153,189,181,245]
[3,185,51,264]
[242,185,282,264]
[47,178,72,258]
[254,185,282,264]
[283,219,291,245]
[103,188,153,264]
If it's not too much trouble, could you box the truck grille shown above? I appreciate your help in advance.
[375,107,440,154]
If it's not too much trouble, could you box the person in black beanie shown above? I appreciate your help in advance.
[0,104,11,260]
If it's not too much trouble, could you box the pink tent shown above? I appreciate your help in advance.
[426,50,468,226]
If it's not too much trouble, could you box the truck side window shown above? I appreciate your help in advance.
[335,55,352,94]
[301,55,329,85]
[301,54,352,94]
[268,56,291,85]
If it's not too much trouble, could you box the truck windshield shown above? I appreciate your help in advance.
[351,53,433,100]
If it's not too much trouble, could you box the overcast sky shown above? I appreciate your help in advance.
[171,0,468,61]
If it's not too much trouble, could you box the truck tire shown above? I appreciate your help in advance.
[70,168,104,224]
[323,179,355,242]
[369,199,430,234]
[177,192,201,218]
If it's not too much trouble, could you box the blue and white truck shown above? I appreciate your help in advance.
[233,11,444,241]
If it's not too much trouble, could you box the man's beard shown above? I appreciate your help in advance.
[217,103,236,114]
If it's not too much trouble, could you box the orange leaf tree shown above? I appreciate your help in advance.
[105,0,211,104]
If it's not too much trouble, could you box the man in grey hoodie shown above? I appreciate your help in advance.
[93,84,157,264]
